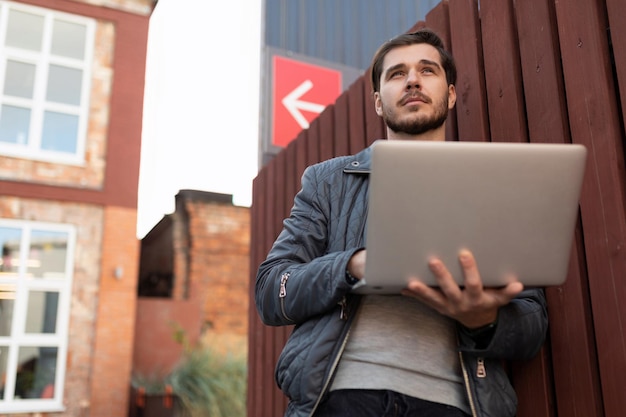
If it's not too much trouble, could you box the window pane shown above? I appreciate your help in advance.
[6,10,44,51]
[46,65,82,105]
[26,291,58,334]
[41,111,78,154]
[51,20,86,59]
[0,293,16,336]
[0,105,30,145]
[4,60,36,99]
[1,227,22,275]
[15,346,57,399]
[27,230,68,279]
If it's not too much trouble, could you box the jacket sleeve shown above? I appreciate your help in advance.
[458,288,549,360]
[255,164,360,326]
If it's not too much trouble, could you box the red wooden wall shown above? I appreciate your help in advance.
[248,1,626,416]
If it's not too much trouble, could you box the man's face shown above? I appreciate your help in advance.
[374,43,456,139]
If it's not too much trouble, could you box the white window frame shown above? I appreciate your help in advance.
[0,1,95,166]
[0,219,75,413]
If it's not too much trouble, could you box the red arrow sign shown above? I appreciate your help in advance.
[272,56,342,147]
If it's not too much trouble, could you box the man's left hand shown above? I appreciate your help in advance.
[401,249,524,329]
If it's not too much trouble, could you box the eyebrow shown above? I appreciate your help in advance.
[383,59,443,79]
[419,59,442,70]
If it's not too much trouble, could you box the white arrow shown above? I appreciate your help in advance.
[281,80,326,129]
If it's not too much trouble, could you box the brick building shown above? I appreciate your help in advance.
[134,190,250,377]
[0,0,155,415]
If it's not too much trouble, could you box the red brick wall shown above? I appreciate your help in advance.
[90,206,139,417]
[183,196,250,356]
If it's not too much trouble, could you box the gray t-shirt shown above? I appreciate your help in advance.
[331,295,470,413]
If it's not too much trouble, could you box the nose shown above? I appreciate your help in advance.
[405,69,421,90]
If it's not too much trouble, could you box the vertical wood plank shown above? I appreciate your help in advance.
[347,77,369,153]
[294,129,308,191]
[515,0,570,144]
[270,152,291,221]
[447,0,490,141]
[554,1,626,415]
[479,0,528,143]
[298,117,322,165]
[545,225,605,416]
[306,128,318,170]
[284,141,298,215]
[363,73,385,145]
[333,92,351,157]
[606,0,626,124]
[274,150,287,230]
[359,53,384,147]
[264,160,278,252]
[511,347,555,417]
[318,105,336,161]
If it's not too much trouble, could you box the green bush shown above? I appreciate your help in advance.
[167,345,247,417]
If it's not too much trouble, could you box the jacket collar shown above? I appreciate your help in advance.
[343,145,373,174]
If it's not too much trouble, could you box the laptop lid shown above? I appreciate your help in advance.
[355,139,587,294]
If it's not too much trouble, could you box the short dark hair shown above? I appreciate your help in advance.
[369,29,457,93]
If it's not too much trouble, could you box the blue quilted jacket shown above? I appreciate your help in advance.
[255,145,549,417]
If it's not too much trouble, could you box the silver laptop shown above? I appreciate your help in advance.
[355,139,587,294]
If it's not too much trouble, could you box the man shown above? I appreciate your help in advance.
[256,29,548,417]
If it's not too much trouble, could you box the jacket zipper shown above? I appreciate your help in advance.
[307,297,357,417]
[476,357,486,378]
[459,352,482,417]
[339,296,348,320]
[308,327,352,417]
[279,272,294,322]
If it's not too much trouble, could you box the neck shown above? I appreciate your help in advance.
[386,123,447,141]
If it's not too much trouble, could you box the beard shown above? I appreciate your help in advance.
[382,94,450,136]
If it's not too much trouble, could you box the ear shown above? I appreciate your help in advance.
[374,92,383,116]
[448,84,457,110]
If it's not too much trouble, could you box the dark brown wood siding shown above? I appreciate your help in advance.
[248,1,626,416]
